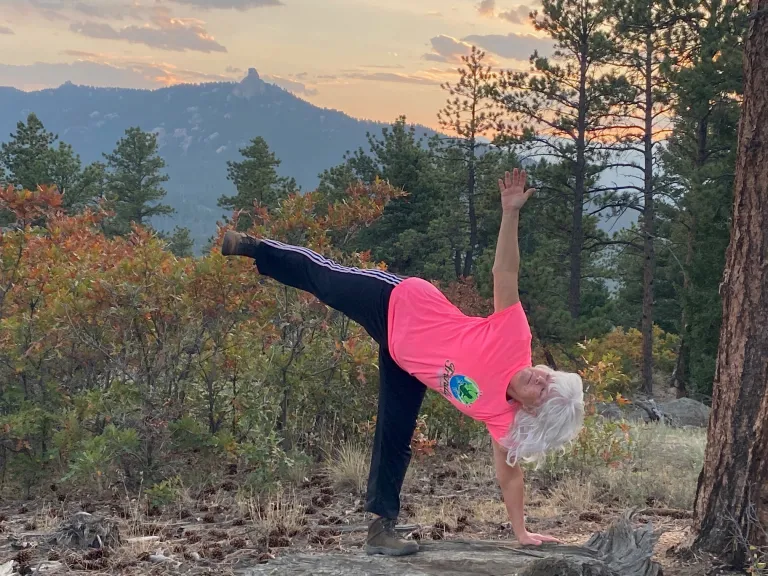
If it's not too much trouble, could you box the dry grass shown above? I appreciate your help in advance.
[325,442,369,495]
[33,502,64,532]
[600,423,706,509]
[545,422,706,511]
[283,452,312,486]
[411,501,462,528]
[470,499,509,524]
[551,478,599,515]
[455,452,495,485]
[237,490,305,536]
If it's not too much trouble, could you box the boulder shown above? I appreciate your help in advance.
[597,397,710,428]
[657,398,711,428]
[595,403,650,423]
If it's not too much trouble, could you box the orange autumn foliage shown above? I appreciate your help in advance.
[0,181,401,493]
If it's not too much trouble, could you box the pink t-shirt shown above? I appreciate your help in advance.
[387,277,532,442]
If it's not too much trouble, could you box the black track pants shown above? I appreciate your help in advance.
[253,239,426,519]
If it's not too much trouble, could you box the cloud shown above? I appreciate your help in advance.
[499,5,531,24]
[70,16,227,53]
[361,63,406,70]
[334,69,457,86]
[263,74,318,96]
[0,54,234,91]
[1,60,162,91]
[462,32,553,60]
[0,25,14,35]
[166,0,283,9]
[422,35,474,64]
[71,2,141,20]
[225,65,243,74]
[346,72,438,85]
[5,0,170,22]
[477,0,495,16]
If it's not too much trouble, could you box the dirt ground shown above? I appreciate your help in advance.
[0,449,740,576]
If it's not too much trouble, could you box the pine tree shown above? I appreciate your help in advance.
[349,118,449,278]
[77,162,109,207]
[492,0,632,317]
[605,0,678,394]
[437,46,504,277]
[103,127,173,235]
[0,114,89,221]
[218,137,297,229]
[661,0,747,396]
[49,142,84,209]
[164,226,195,258]
[0,114,58,192]
[692,1,768,562]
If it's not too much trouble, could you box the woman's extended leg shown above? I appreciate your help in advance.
[365,349,426,556]
[223,232,400,346]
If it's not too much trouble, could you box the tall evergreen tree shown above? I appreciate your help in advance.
[692,1,768,563]
[437,46,504,277]
[0,113,90,220]
[606,0,678,394]
[218,137,297,229]
[104,127,173,235]
[661,0,747,397]
[0,114,57,192]
[492,0,632,318]
[334,117,450,279]
[49,142,84,209]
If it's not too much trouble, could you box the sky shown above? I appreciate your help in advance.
[0,0,554,128]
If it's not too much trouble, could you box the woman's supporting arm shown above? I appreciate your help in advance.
[492,439,561,546]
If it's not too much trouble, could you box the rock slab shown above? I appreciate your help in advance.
[242,512,661,576]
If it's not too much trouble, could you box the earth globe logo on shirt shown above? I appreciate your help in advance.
[449,375,481,406]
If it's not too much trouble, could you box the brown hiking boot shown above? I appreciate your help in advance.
[365,517,419,556]
[221,230,260,257]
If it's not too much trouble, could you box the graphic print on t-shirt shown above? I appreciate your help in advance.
[449,374,480,405]
[440,360,481,406]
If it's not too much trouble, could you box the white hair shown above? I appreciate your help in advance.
[500,365,585,468]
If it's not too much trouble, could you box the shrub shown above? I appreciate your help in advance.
[578,326,680,382]
[146,477,182,509]
[0,184,396,496]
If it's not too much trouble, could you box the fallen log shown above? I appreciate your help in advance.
[241,510,662,576]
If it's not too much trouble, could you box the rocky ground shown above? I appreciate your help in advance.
[0,441,738,576]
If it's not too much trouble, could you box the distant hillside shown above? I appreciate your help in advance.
[0,69,433,248]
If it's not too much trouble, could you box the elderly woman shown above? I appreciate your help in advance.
[222,169,584,556]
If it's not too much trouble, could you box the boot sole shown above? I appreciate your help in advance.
[365,544,419,557]
[221,231,241,256]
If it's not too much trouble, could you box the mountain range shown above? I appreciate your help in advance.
[0,69,432,248]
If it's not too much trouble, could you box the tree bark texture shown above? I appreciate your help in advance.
[692,2,768,564]
[568,56,589,319]
[641,33,656,396]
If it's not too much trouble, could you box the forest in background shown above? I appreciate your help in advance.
[0,0,758,568]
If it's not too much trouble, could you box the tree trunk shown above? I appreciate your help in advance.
[453,248,462,279]
[569,57,589,319]
[463,148,477,278]
[671,223,693,397]
[692,5,768,564]
[673,109,708,397]
[640,35,655,397]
